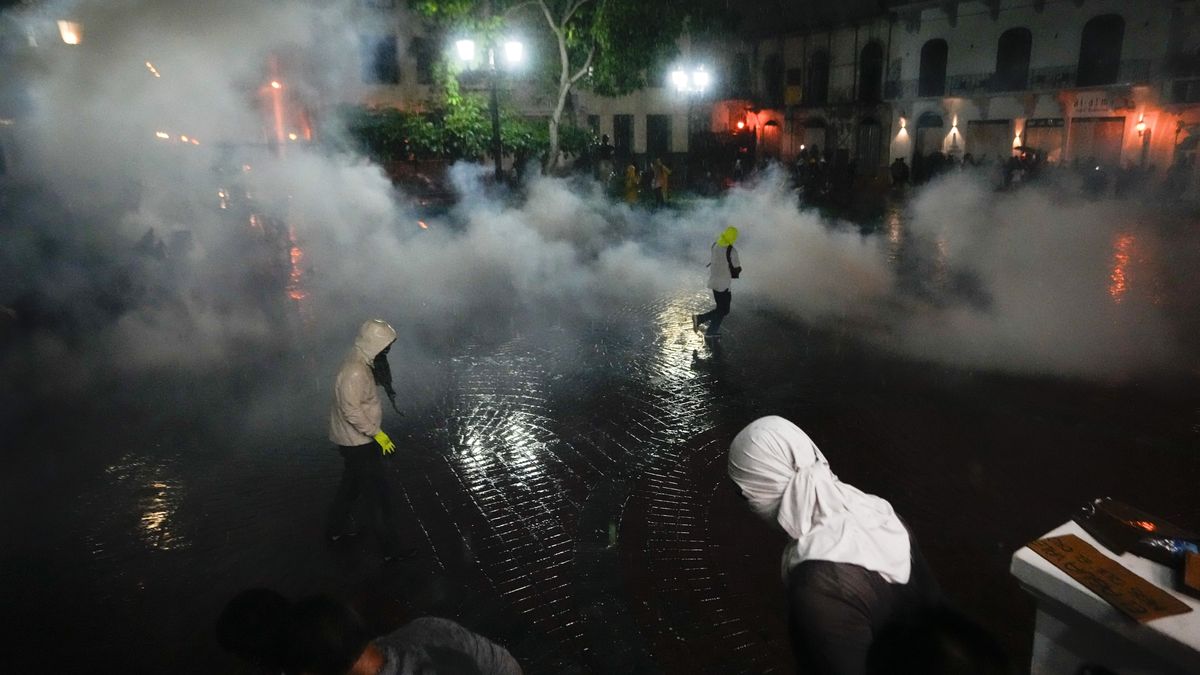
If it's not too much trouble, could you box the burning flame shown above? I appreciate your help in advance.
[155,131,170,140]
[1129,520,1157,532]
[418,220,428,230]
[287,132,298,141]
[57,20,81,45]
[145,61,161,78]
[270,80,282,90]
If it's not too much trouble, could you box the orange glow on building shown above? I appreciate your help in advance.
[1109,233,1134,303]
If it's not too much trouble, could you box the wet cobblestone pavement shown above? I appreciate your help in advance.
[4,289,1200,673]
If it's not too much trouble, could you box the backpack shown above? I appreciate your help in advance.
[726,246,741,279]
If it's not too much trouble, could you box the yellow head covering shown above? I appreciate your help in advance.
[716,226,739,247]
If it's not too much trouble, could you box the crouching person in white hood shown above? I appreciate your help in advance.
[728,416,941,675]
[327,319,415,563]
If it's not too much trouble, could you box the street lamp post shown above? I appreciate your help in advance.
[671,65,712,154]
[457,38,524,183]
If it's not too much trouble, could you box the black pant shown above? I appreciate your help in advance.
[696,289,731,335]
[326,442,402,556]
[786,540,940,675]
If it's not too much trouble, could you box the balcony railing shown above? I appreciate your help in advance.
[883,59,1159,100]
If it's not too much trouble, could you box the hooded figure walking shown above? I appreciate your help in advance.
[692,226,741,339]
[326,319,415,562]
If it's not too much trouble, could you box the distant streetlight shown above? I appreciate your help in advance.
[455,36,525,182]
[670,65,711,95]
[671,65,712,150]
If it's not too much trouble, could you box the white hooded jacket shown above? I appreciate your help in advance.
[727,416,912,584]
[328,319,397,447]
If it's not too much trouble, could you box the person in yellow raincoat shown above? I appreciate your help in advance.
[652,158,672,206]
[623,164,640,205]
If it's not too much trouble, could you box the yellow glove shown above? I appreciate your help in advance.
[373,431,396,456]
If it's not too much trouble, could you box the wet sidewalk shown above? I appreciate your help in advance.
[3,292,1199,674]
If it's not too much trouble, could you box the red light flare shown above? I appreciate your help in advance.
[1109,233,1134,304]
[286,223,308,302]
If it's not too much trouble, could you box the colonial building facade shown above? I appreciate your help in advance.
[736,0,1200,189]
[887,0,1179,173]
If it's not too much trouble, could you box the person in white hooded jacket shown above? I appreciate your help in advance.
[728,416,940,675]
[327,319,413,562]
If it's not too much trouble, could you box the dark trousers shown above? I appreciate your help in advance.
[696,289,731,335]
[326,442,402,555]
[786,539,941,675]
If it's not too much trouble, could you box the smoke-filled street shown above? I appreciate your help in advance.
[4,0,1200,673]
[5,172,1200,672]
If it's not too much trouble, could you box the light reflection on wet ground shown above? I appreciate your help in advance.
[3,203,1200,674]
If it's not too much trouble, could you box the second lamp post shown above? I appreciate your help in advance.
[456,38,524,182]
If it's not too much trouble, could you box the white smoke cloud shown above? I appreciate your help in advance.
[1,0,1188,440]
[890,172,1178,376]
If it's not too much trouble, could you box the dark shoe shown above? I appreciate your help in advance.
[383,548,418,564]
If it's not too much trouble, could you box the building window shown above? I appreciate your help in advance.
[805,50,830,105]
[647,114,671,159]
[763,53,784,107]
[1077,15,1124,87]
[859,42,884,103]
[731,53,752,98]
[411,37,435,85]
[995,28,1032,91]
[918,39,948,97]
[362,35,399,84]
[613,114,634,160]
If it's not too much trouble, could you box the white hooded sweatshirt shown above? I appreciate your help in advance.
[328,319,397,447]
[727,416,912,584]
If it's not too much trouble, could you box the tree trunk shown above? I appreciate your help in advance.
[545,81,571,173]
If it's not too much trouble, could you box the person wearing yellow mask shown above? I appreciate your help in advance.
[693,226,742,339]
[326,319,414,562]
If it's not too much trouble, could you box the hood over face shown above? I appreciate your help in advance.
[717,226,739,247]
[728,416,912,584]
[354,319,397,362]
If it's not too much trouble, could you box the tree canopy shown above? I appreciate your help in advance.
[410,0,737,170]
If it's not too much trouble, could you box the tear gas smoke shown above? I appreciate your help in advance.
[0,0,1187,441]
